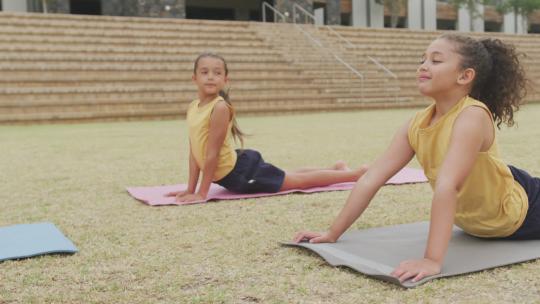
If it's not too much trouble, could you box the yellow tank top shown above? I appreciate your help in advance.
[186,96,237,181]
[408,96,528,237]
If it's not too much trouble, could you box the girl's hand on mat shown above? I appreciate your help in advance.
[164,190,191,198]
[292,231,336,244]
[390,258,441,283]
[176,193,206,203]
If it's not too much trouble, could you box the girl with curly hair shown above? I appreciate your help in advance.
[294,34,534,283]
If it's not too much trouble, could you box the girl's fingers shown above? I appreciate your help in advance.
[180,195,194,202]
[293,232,308,243]
[176,195,189,202]
[390,268,403,278]
[412,271,426,283]
[293,231,319,243]
[309,236,324,243]
[398,271,414,283]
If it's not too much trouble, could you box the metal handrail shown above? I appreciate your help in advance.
[325,26,354,48]
[324,26,399,100]
[295,24,365,83]
[368,55,399,101]
[262,2,286,23]
[326,26,397,81]
[333,53,365,80]
[367,56,397,79]
[296,25,323,48]
[292,3,315,24]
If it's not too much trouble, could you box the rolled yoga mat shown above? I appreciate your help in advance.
[127,167,428,206]
[284,221,540,288]
[0,222,78,262]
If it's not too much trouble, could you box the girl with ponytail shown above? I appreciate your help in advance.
[167,53,367,203]
[294,34,537,284]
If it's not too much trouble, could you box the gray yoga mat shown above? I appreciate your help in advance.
[0,222,78,262]
[285,221,540,288]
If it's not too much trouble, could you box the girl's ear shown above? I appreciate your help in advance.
[192,74,196,82]
[457,68,475,85]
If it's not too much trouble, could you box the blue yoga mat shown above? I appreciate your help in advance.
[0,222,78,262]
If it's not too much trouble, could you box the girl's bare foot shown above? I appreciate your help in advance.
[333,160,350,171]
[355,164,370,177]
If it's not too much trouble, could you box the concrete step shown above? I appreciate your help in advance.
[336,96,414,103]
[0,88,339,103]
[0,25,259,41]
[0,52,288,64]
[0,12,251,32]
[0,34,269,48]
[0,92,414,110]
[0,43,282,56]
[0,70,310,83]
[0,62,300,72]
[0,99,426,124]
[0,85,417,106]
[3,82,384,94]
[0,78,318,88]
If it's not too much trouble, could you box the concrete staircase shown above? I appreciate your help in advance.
[325,26,540,104]
[252,23,407,105]
[0,12,420,124]
[0,12,538,124]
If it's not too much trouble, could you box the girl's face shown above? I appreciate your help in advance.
[193,57,228,97]
[417,38,468,98]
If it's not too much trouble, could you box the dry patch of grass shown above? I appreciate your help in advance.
[1,105,540,303]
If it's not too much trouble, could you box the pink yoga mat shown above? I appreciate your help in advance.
[127,167,427,206]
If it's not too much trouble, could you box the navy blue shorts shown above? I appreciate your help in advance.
[215,149,285,194]
[505,165,540,240]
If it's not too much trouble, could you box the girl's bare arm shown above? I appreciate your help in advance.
[165,143,200,198]
[186,145,200,194]
[294,119,415,243]
[196,101,231,198]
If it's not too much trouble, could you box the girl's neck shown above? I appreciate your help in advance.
[198,92,219,106]
[434,89,469,113]
[430,90,469,125]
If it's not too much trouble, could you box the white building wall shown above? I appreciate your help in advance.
[407,0,422,30]
[503,11,516,33]
[423,0,437,30]
[407,0,437,30]
[351,0,368,27]
[457,6,472,32]
[369,0,384,28]
[472,3,484,32]
[2,0,28,12]
[457,3,485,32]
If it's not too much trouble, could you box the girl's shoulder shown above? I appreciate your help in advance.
[462,96,489,110]
[459,96,493,123]
[187,99,199,111]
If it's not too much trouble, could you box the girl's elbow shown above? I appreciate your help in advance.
[434,181,460,198]
[205,154,219,163]
[433,185,459,202]
[356,173,384,191]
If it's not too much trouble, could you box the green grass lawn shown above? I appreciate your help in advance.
[2,105,540,303]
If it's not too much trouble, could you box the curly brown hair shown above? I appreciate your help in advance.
[439,34,528,128]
